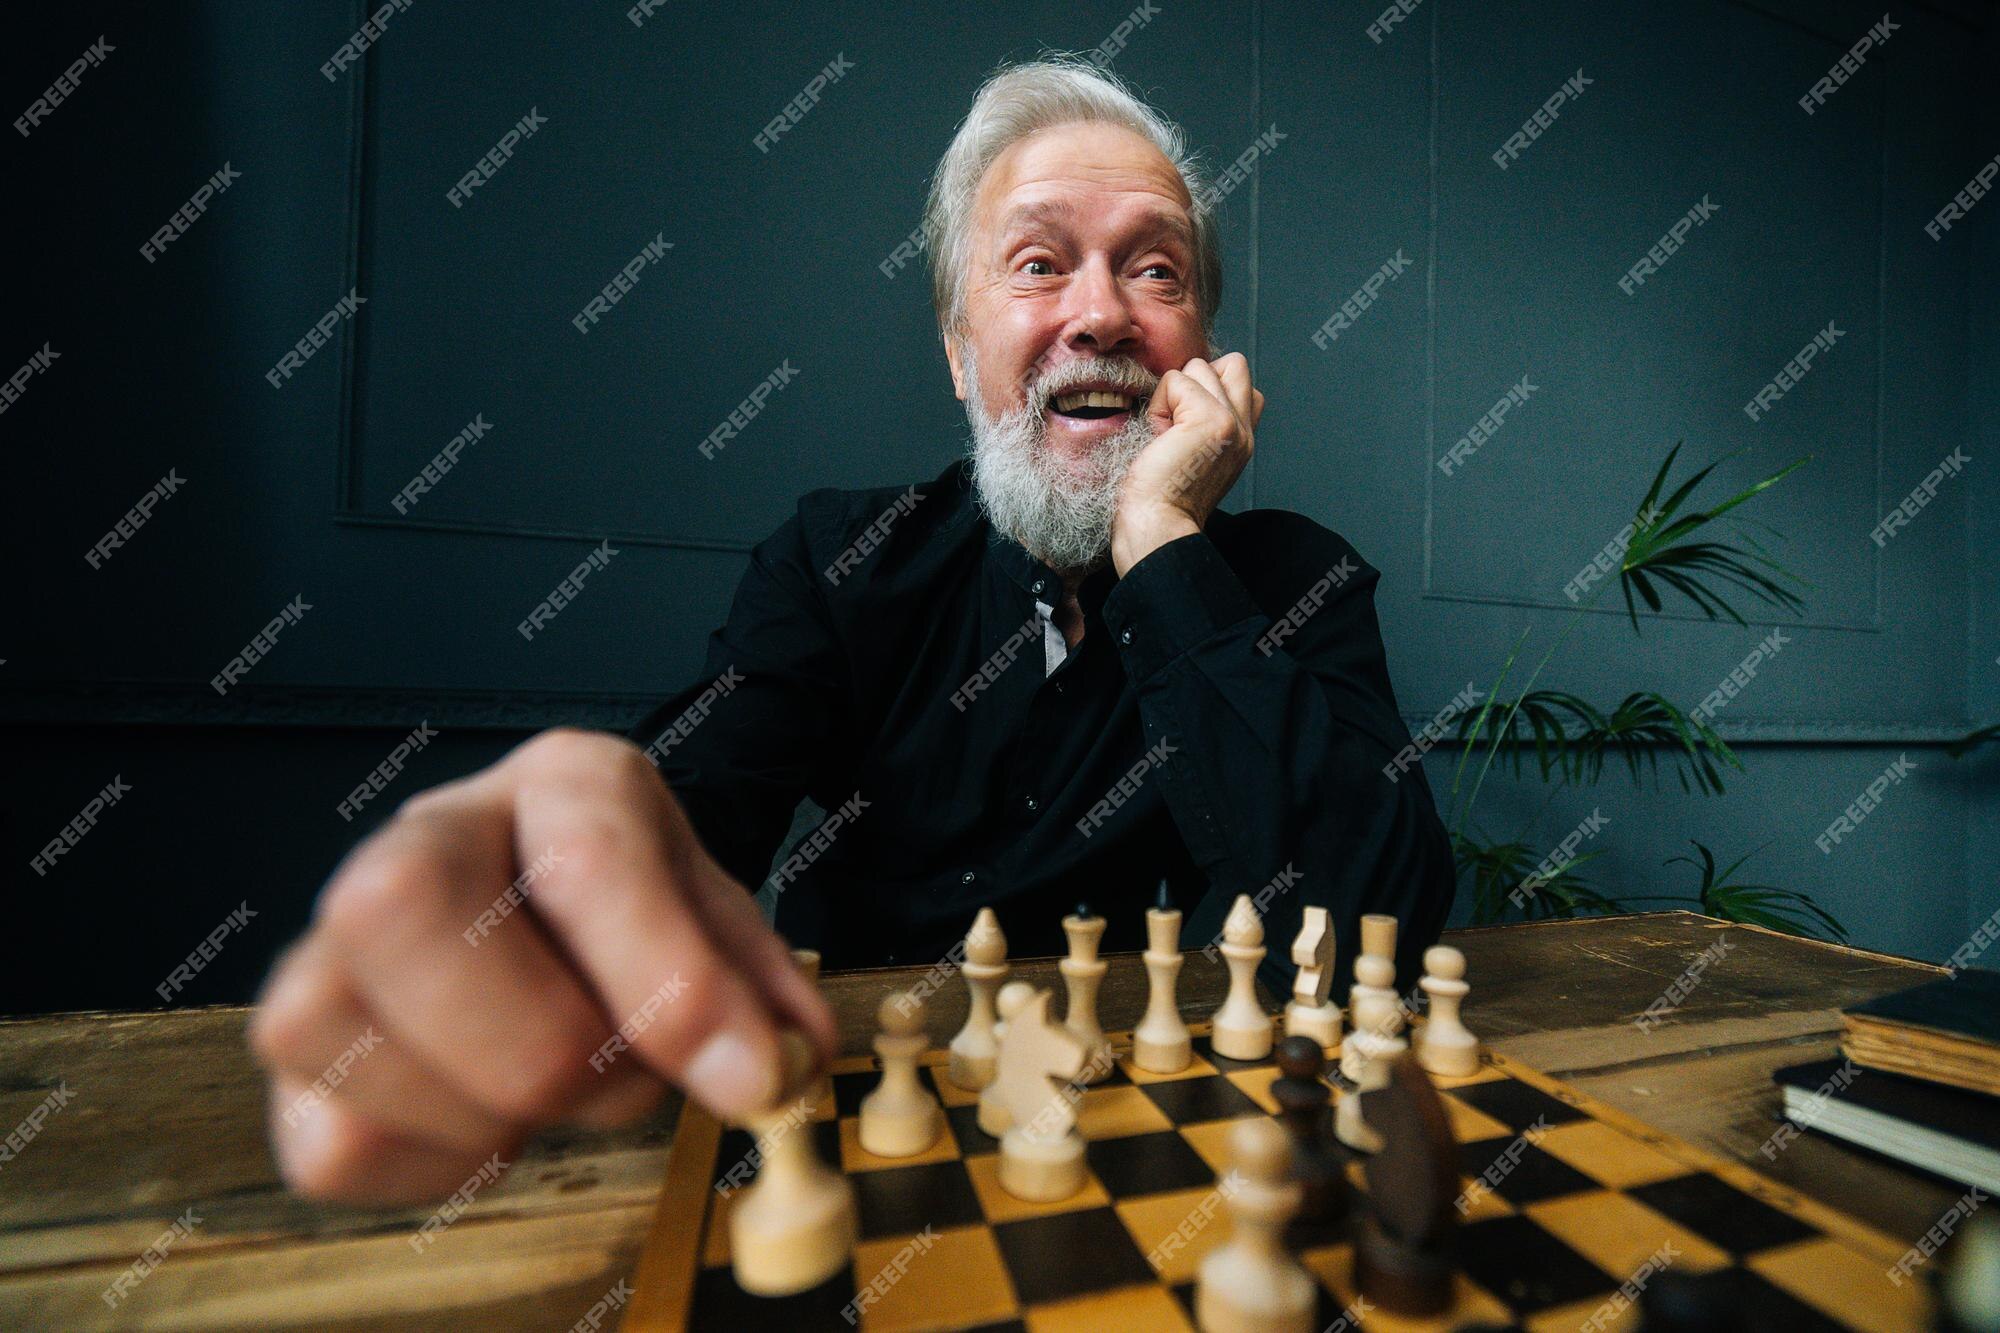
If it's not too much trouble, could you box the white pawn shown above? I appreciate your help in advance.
[948,908,1008,1091]
[1211,895,1274,1061]
[1336,988,1407,1154]
[1195,1118,1315,1333]
[1341,953,1398,1082]
[1060,907,1114,1084]
[860,991,943,1157]
[729,1033,856,1296]
[1416,945,1480,1077]
[1133,885,1192,1073]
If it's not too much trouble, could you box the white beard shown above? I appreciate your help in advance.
[963,344,1160,576]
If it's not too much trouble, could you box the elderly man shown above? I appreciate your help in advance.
[251,58,1454,1202]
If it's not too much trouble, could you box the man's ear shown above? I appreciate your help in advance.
[944,334,967,402]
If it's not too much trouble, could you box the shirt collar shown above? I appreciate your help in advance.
[982,524,1119,614]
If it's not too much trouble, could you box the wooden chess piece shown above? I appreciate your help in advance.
[1194,1117,1316,1333]
[1341,953,1398,1083]
[792,948,834,1112]
[1355,1053,1460,1317]
[1132,882,1192,1073]
[1359,912,1398,972]
[728,1032,857,1296]
[1271,1035,1348,1227]
[947,908,1007,1091]
[1336,986,1407,1153]
[1283,906,1342,1051]
[859,990,943,1157]
[977,980,1025,1138]
[1060,905,1114,1084]
[1415,945,1480,1078]
[1210,894,1274,1061]
[993,985,1090,1201]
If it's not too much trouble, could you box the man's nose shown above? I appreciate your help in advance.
[1060,257,1137,351]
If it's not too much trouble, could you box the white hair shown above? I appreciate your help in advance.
[922,56,1223,340]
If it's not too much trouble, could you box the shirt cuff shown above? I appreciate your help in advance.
[1101,531,1264,681]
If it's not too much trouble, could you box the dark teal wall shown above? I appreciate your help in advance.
[4,1,1993,1014]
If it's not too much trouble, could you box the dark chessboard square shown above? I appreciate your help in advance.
[1446,1078,1589,1132]
[850,1159,985,1241]
[1086,1129,1216,1198]
[1191,1034,1268,1073]
[1139,1073,1264,1124]
[960,1323,1028,1333]
[711,1119,841,1187]
[1458,1139,1601,1205]
[689,1256,856,1327]
[1648,1266,1847,1332]
[1626,1172,1821,1257]
[1457,1213,1618,1314]
[831,1069,877,1118]
[946,1102,998,1156]
[991,1206,1156,1304]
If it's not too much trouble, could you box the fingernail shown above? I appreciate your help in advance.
[685,1030,777,1120]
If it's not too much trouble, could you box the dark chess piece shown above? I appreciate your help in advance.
[1271,1035,1349,1227]
[1355,1052,1460,1317]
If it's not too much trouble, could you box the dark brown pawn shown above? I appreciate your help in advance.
[1271,1035,1348,1227]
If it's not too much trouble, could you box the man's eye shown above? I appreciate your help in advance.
[1022,259,1055,276]
[1141,264,1177,281]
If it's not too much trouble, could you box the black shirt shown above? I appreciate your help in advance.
[626,458,1455,997]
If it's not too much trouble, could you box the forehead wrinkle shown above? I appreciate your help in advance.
[994,195,1195,257]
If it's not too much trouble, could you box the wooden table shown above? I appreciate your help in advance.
[0,911,1954,1330]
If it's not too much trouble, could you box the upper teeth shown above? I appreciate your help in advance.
[1053,390,1132,412]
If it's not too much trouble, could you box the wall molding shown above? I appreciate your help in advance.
[328,5,752,556]
[0,680,1981,744]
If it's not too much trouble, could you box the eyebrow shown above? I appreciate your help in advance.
[995,198,1195,256]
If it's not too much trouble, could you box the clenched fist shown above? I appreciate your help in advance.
[1110,351,1264,576]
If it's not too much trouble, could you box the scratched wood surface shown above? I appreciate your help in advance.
[0,911,1955,1330]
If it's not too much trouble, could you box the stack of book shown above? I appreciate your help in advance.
[1773,969,2000,1193]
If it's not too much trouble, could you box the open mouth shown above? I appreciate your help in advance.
[1047,389,1138,421]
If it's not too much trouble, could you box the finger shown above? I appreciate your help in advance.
[316,763,676,1132]
[251,935,538,1153]
[672,849,837,1065]
[1145,366,1230,435]
[266,1072,523,1205]
[1209,352,1259,429]
[501,730,790,1120]
[1179,358,1244,432]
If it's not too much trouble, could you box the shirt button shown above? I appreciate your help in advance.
[1031,578,1047,597]
[1024,795,1039,813]
[1119,626,1135,646]
[961,871,977,886]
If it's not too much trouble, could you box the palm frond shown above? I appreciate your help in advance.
[1617,445,1811,631]
[1665,840,1848,942]
[1452,689,1741,795]
[1454,832,1620,925]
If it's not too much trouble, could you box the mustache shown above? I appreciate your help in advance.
[1024,356,1161,414]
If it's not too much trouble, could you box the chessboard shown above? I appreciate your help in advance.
[619,1022,1931,1332]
